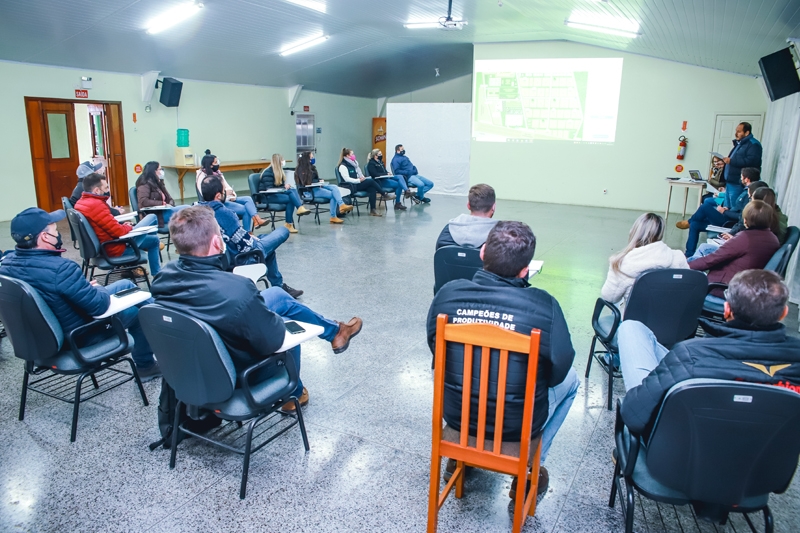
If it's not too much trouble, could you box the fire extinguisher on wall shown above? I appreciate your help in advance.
[677,135,688,160]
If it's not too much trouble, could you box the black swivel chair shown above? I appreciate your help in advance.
[128,187,172,254]
[433,246,484,295]
[611,378,800,533]
[336,168,369,216]
[0,275,148,441]
[587,269,708,410]
[138,305,309,499]
[61,197,79,249]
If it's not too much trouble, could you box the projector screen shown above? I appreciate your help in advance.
[473,58,624,143]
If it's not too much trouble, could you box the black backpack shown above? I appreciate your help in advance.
[149,378,222,450]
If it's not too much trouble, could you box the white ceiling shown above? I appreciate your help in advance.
[0,0,798,98]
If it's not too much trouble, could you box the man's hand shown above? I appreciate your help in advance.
[89,280,99,286]
[716,206,728,214]
[123,221,134,226]
[721,233,732,241]
[723,157,731,164]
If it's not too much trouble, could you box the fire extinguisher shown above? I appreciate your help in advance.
[677,135,688,160]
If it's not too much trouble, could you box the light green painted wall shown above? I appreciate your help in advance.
[0,60,374,220]
[387,75,473,104]
[471,42,768,212]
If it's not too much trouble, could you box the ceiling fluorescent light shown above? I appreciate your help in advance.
[286,0,326,14]
[565,21,640,38]
[146,2,203,34]
[565,12,640,38]
[280,34,329,56]
[404,20,467,29]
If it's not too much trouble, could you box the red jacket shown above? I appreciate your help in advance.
[690,228,779,296]
[74,192,131,257]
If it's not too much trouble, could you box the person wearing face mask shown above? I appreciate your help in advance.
[196,150,269,232]
[135,161,188,228]
[366,149,407,211]
[337,148,384,217]
[391,144,434,204]
[258,153,311,233]
[294,151,353,224]
[75,173,162,276]
[0,207,162,381]
[70,161,122,216]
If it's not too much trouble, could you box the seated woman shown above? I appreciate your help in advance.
[294,151,353,224]
[135,161,188,229]
[258,153,310,234]
[689,200,780,302]
[366,149,407,211]
[195,149,267,231]
[337,148,384,217]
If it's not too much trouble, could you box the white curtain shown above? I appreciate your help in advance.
[762,92,800,303]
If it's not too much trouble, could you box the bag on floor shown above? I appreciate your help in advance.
[148,378,222,450]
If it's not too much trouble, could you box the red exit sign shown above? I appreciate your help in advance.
[75,89,89,98]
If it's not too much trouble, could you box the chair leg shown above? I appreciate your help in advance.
[18,366,31,421]
[125,357,149,406]
[90,373,100,389]
[293,398,310,451]
[607,364,615,411]
[239,417,258,499]
[71,372,89,442]
[585,335,597,378]
[454,460,465,498]
[169,401,183,469]
[763,506,774,533]
[609,452,621,507]
[624,478,635,533]
[427,454,442,533]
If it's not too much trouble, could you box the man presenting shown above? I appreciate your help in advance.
[720,122,762,209]
[391,144,434,204]
[436,184,497,250]
[427,221,579,496]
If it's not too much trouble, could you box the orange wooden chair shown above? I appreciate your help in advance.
[428,314,542,533]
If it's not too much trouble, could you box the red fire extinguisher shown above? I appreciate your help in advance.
[677,135,688,160]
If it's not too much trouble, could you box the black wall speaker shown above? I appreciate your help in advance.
[159,77,183,107]
[758,47,800,102]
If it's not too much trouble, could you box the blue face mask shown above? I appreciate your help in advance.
[310,157,316,165]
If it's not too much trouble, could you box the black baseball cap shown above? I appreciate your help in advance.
[10,208,65,244]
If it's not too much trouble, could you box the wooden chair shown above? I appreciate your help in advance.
[428,314,542,533]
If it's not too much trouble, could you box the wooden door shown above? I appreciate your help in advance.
[104,103,129,207]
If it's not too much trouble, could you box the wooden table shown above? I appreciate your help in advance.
[163,159,291,202]
[665,178,705,220]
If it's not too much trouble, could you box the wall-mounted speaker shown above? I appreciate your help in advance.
[159,77,183,107]
[758,47,800,102]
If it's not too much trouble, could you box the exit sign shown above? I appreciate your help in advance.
[75,89,89,99]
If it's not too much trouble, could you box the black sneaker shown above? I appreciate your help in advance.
[394,203,407,211]
[421,197,431,204]
[282,283,304,298]
[137,362,162,383]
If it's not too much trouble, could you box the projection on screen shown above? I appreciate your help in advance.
[473,58,624,143]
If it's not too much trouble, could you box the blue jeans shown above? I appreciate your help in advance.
[254,226,290,287]
[540,367,580,464]
[132,214,161,275]
[723,182,744,209]
[160,204,189,226]
[99,280,156,369]
[685,202,728,256]
[617,321,669,391]
[303,186,343,217]
[225,196,258,231]
[687,242,720,262]
[380,178,407,203]
[407,175,434,199]
[268,189,303,224]
[260,287,339,341]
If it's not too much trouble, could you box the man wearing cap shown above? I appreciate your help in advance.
[0,208,161,381]
[70,161,121,216]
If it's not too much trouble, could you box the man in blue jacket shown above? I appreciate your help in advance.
[0,208,161,381]
[427,221,579,496]
[390,144,434,204]
[720,122,762,208]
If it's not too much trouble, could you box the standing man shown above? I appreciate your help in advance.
[391,144,434,204]
[721,122,762,209]
[436,184,497,250]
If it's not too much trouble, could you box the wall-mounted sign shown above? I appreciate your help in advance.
[675,164,684,173]
[75,89,89,99]
[134,164,143,174]
[303,106,309,112]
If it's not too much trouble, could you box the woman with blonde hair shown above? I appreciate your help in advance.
[258,153,310,233]
[337,148,385,217]
[601,213,689,306]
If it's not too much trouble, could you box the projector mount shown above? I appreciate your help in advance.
[438,0,467,30]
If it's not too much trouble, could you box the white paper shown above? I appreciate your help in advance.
[706,183,719,194]
[705,225,731,234]
[709,151,726,159]
[94,290,151,319]
[118,226,158,239]
[114,211,137,222]
[528,260,544,279]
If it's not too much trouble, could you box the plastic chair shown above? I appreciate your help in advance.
[128,187,171,254]
[0,275,148,441]
[336,167,369,217]
[433,246,484,295]
[67,209,151,288]
[138,304,309,499]
[586,269,708,410]
[610,378,800,533]
[248,173,288,230]
[428,314,542,533]
[61,197,78,249]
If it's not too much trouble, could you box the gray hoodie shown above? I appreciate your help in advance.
[446,214,498,248]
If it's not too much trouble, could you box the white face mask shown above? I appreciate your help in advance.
[281,160,286,168]
[157,169,165,179]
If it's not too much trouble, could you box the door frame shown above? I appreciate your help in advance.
[24,97,129,212]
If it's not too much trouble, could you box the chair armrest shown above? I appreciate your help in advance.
[66,315,130,365]
[706,282,728,295]
[591,298,621,343]
[233,248,265,267]
[614,400,640,478]
[239,351,299,408]
[99,237,143,264]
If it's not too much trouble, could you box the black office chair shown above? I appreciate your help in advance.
[0,275,148,441]
[336,167,369,216]
[139,304,309,499]
[611,378,800,533]
[587,269,708,410]
[248,173,289,230]
[433,246,484,295]
[299,185,334,225]
[128,187,172,254]
[363,164,394,210]
[68,209,151,288]
[61,197,79,249]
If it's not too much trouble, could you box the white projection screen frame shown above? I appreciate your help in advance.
[386,103,471,196]
[473,58,624,143]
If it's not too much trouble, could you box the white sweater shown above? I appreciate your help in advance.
[600,241,689,305]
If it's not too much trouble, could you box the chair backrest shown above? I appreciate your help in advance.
[783,225,799,250]
[646,378,800,505]
[68,208,102,262]
[765,243,793,277]
[0,275,64,361]
[62,197,77,242]
[139,304,237,406]
[248,173,261,196]
[128,187,139,212]
[624,269,707,349]
[433,246,484,294]
[432,315,540,465]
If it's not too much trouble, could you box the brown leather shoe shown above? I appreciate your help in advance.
[676,220,690,229]
[253,215,269,229]
[280,388,309,412]
[330,217,344,224]
[159,242,165,251]
[339,204,353,214]
[369,209,383,217]
[509,466,549,499]
[331,317,363,354]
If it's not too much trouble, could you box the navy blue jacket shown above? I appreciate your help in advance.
[0,248,110,333]
[200,200,259,263]
[390,153,418,178]
[724,135,762,184]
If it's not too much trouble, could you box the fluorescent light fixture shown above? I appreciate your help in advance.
[280,34,329,56]
[146,2,203,34]
[286,0,326,14]
[565,11,640,38]
[404,20,468,29]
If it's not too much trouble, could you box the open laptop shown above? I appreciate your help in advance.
[688,169,704,182]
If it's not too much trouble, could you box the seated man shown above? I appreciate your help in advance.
[0,207,161,380]
[676,167,761,257]
[75,172,162,275]
[150,206,363,408]
[70,161,122,216]
[391,144,434,204]
[427,221,579,496]
[617,269,800,440]
[435,184,498,250]
[199,176,302,299]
